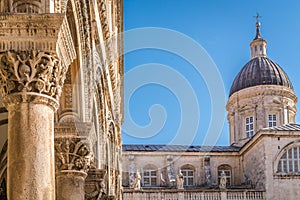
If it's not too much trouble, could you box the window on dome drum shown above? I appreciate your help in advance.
[278,146,300,173]
[181,166,194,186]
[218,165,232,186]
[268,114,277,127]
[143,169,157,186]
[245,116,254,138]
[260,44,263,54]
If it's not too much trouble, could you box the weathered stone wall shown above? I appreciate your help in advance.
[122,152,240,188]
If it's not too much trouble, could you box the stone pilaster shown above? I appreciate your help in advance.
[54,123,92,200]
[0,13,75,200]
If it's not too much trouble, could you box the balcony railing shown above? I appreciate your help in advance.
[123,188,265,200]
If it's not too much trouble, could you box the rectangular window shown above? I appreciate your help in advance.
[245,116,254,138]
[268,114,276,127]
[143,169,157,186]
[181,169,194,186]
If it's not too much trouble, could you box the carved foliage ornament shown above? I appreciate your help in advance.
[0,50,66,101]
[55,137,92,173]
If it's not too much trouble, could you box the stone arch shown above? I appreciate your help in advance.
[57,0,96,123]
[55,0,92,122]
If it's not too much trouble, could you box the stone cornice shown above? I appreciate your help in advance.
[122,151,240,157]
[0,14,63,52]
[227,85,297,110]
[239,129,300,155]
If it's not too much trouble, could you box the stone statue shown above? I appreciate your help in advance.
[132,170,141,190]
[219,170,227,189]
[176,170,184,189]
[204,164,211,186]
[167,165,176,186]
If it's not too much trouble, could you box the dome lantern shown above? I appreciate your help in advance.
[250,14,267,59]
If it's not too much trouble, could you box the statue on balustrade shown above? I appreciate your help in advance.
[219,170,227,189]
[132,170,141,190]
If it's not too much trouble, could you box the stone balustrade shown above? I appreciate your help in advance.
[123,189,266,200]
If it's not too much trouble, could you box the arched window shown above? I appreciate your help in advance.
[181,165,195,186]
[218,165,232,186]
[142,165,157,186]
[277,146,300,173]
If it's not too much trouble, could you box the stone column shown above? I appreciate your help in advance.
[0,51,64,199]
[54,123,92,200]
[0,14,75,200]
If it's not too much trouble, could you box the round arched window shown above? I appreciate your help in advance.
[277,146,300,173]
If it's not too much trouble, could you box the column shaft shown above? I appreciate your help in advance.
[7,102,55,199]
[56,171,86,200]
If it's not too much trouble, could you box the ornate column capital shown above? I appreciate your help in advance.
[0,14,76,110]
[0,50,64,110]
[55,136,92,176]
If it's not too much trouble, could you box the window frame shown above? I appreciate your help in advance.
[245,116,254,138]
[181,168,194,187]
[268,114,277,128]
[142,168,157,187]
[277,145,300,174]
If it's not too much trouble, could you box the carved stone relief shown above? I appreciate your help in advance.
[0,51,63,100]
[55,136,92,173]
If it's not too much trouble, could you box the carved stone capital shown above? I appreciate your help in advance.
[55,136,92,174]
[0,50,66,109]
[85,169,107,200]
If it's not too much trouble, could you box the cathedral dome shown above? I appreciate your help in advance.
[229,19,293,97]
[229,57,293,96]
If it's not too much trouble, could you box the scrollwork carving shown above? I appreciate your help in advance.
[0,50,66,102]
[55,137,92,173]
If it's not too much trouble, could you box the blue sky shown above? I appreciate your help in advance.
[122,0,300,146]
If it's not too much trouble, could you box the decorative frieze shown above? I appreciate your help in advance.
[55,122,93,137]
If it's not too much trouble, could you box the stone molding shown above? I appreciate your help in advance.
[55,122,93,137]
[227,85,297,109]
[0,14,67,53]
[55,136,92,173]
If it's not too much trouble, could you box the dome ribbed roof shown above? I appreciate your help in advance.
[229,57,293,96]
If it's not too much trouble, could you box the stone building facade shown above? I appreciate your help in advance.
[122,21,300,200]
[0,0,123,200]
